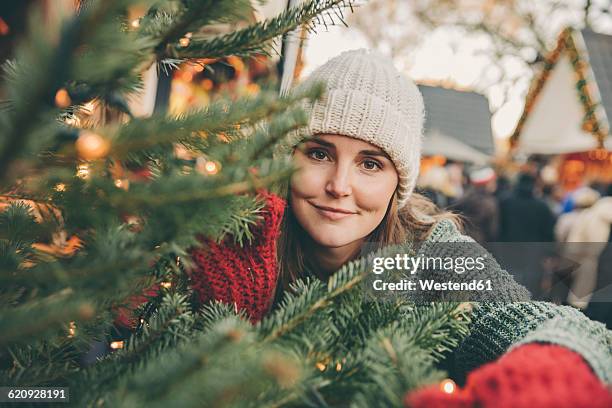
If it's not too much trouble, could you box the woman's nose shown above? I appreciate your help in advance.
[325,164,352,198]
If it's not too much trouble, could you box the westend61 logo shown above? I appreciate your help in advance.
[369,254,493,294]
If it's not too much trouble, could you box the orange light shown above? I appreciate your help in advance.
[68,321,77,338]
[204,161,219,175]
[440,379,456,394]
[110,341,124,349]
[55,88,72,108]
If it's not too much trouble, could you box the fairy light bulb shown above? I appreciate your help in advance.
[55,88,71,108]
[130,18,140,28]
[204,161,219,175]
[68,321,76,338]
[76,163,90,179]
[179,33,192,47]
[75,130,110,161]
[114,179,129,190]
[110,341,124,349]
[160,281,172,289]
[54,183,66,192]
[440,379,456,394]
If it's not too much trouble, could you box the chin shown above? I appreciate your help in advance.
[307,227,358,249]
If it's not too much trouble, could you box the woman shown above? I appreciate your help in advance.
[157,50,612,407]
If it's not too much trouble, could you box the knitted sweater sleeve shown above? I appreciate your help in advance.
[424,219,612,383]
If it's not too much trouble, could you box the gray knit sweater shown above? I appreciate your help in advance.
[423,219,612,383]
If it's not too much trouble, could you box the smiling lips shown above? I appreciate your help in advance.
[310,203,358,221]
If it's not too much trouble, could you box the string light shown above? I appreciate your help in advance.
[160,281,172,289]
[195,157,221,175]
[315,362,326,372]
[130,18,140,28]
[68,321,76,338]
[335,362,342,371]
[75,130,110,160]
[54,183,66,192]
[114,179,129,190]
[110,341,124,350]
[54,88,72,108]
[179,32,192,47]
[204,160,220,175]
[76,163,90,179]
[440,379,456,394]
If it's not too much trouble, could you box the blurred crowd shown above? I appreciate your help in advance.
[417,162,612,328]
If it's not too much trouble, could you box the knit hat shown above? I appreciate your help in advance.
[285,49,425,208]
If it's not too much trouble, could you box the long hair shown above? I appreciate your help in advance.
[274,182,463,296]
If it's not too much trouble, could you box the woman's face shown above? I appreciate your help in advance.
[290,134,399,250]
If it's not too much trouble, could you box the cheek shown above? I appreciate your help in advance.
[355,175,398,213]
[290,162,326,198]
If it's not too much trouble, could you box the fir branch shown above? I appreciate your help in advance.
[0,0,152,185]
[73,293,196,404]
[259,260,365,343]
[107,169,293,211]
[150,0,254,61]
[0,288,95,348]
[171,0,355,59]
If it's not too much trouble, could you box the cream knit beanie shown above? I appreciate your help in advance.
[287,49,425,209]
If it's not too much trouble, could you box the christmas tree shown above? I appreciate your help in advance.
[0,1,470,406]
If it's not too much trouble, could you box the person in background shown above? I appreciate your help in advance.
[451,167,499,244]
[494,174,511,201]
[499,172,555,242]
[555,187,600,243]
[565,190,612,314]
[541,184,564,217]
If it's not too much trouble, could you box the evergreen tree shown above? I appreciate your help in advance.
[0,1,470,406]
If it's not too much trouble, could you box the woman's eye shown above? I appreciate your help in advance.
[307,149,329,161]
[362,159,382,171]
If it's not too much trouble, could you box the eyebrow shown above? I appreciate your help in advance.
[308,138,391,159]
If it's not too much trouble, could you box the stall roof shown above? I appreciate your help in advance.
[510,28,612,154]
[581,29,612,128]
[418,85,494,157]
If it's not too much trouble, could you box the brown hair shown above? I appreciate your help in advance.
[274,182,463,295]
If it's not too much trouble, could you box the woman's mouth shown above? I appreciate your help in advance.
[310,203,357,221]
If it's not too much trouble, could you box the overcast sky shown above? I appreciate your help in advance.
[301,23,529,142]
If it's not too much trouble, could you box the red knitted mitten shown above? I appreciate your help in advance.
[188,191,286,323]
[405,344,612,408]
